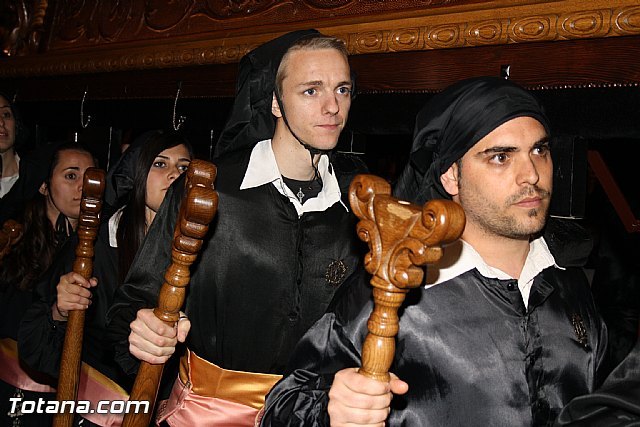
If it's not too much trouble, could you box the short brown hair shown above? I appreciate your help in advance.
[275,35,349,96]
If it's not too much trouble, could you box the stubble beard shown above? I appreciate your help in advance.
[460,184,551,240]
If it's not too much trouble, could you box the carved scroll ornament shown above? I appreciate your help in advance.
[349,174,465,381]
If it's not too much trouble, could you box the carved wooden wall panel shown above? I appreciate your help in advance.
[45,0,466,50]
[1,0,639,81]
[1,0,639,99]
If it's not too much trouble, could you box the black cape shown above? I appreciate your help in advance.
[555,337,640,426]
[107,147,367,375]
[17,221,132,390]
[261,264,607,426]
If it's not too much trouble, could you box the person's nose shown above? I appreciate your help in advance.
[322,93,339,115]
[76,176,85,194]
[516,155,540,186]
[167,166,180,181]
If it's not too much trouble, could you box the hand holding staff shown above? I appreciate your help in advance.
[53,167,105,427]
[123,159,218,427]
[349,174,465,382]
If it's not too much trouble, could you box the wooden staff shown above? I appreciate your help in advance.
[53,167,106,427]
[0,219,23,261]
[349,174,465,381]
[123,159,218,427]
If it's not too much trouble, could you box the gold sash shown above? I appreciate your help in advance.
[179,349,282,410]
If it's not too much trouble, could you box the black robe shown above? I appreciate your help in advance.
[17,221,132,391]
[555,337,640,426]
[261,265,607,427]
[107,148,367,375]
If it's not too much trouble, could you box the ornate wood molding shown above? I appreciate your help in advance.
[0,0,49,57]
[0,0,638,79]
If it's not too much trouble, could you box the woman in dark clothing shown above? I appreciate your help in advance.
[0,141,96,427]
[18,130,192,427]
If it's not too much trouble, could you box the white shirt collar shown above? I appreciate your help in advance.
[425,236,563,308]
[240,139,347,216]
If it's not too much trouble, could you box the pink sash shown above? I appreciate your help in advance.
[0,338,56,392]
[156,349,282,427]
[0,337,129,427]
[77,363,129,427]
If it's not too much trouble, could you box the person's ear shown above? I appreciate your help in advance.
[271,93,282,118]
[38,182,48,196]
[440,163,459,198]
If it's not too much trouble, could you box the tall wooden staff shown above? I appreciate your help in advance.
[349,174,465,381]
[0,219,23,261]
[53,167,106,427]
[122,159,218,427]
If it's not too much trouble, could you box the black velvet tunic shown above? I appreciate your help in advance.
[261,266,607,426]
[107,148,366,375]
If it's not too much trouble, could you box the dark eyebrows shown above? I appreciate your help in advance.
[155,154,191,162]
[475,146,518,157]
[533,137,551,148]
[475,136,551,157]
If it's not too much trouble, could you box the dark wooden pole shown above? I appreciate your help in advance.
[122,159,217,427]
[53,167,105,427]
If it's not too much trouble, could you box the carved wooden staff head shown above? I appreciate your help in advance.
[349,174,465,382]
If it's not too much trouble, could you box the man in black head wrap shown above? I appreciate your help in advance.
[260,77,606,427]
[107,30,367,425]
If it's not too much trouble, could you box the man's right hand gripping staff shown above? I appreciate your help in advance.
[327,368,408,426]
[128,308,190,365]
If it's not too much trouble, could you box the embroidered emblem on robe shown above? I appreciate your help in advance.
[570,313,589,349]
[325,260,347,286]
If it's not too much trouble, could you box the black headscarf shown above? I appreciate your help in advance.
[214,29,320,160]
[394,77,550,204]
[103,130,162,215]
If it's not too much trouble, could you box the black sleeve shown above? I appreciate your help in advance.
[17,238,74,378]
[555,337,640,426]
[105,175,184,375]
[261,271,371,426]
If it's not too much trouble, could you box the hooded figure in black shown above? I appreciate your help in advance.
[106,30,367,426]
[260,77,606,427]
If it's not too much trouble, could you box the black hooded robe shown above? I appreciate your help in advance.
[107,147,367,376]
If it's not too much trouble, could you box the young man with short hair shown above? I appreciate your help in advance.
[107,30,367,425]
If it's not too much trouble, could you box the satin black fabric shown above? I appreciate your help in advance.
[214,29,319,159]
[103,129,161,216]
[17,222,132,391]
[107,147,367,375]
[261,267,607,427]
[555,338,640,427]
[393,76,550,204]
